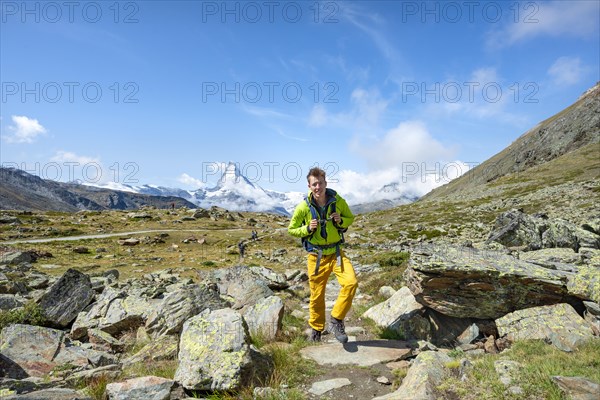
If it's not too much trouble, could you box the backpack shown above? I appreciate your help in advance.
[301,188,347,252]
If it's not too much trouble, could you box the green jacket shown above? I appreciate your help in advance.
[288,189,354,255]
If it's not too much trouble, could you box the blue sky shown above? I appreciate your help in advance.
[1,0,599,203]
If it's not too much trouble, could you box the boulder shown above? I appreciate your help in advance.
[541,219,580,251]
[582,301,600,334]
[121,335,179,368]
[2,388,92,399]
[0,324,64,378]
[487,209,543,250]
[71,287,151,339]
[496,303,595,352]
[209,266,273,309]
[372,351,452,400]
[0,294,23,310]
[145,283,228,337]
[551,376,600,400]
[249,266,289,290]
[363,287,429,341]
[242,295,284,341]
[38,268,95,328]
[405,244,580,319]
[105,376,174,400]
[1,252,32,266]
[174,308,271,391]
[300,340,413,367]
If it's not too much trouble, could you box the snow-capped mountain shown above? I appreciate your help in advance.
[190,162,303,215]
[84,162,419,215]
[86,162,303,215]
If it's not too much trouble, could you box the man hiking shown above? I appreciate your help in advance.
[288,167,357,343]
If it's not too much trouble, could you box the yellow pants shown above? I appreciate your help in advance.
[307,252,358,332]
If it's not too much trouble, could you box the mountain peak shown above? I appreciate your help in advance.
[215,162,255,189]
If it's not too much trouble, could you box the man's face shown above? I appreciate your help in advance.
[308,176,327,200]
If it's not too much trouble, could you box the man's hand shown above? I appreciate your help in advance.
[309,219,319,232]
[330,212,342,224]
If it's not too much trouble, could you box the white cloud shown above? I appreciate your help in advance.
[487,1,599,48]
[307,88,389,129]
[178,173,207,189]
[548,56,587,86]
[50,150,100,165]
[334,161,472,205]
[351,120,455,170]
[2,115,47,143]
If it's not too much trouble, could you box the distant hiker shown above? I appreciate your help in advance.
[171,202,175,210]
[238,240,246,259]
[251,230,258,240]
[288,167,356,343]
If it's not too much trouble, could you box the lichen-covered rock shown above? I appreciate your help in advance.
[372,351,452,400]
[0,294,23,310]
[0,324,64,378]
[1,388,92,399]
[249,266,289,290]
[105,376,174,400]
[496,303,595,352]
[38,268,95,328]
[174,308,271,391]
[405,244,578,319]
[487,209,543,250]
[145,283,228,337]
[567,265,600,303]
[242,295,284,341]
[71,287,152,339]
[551,376,600,400]
[363,287,429,341]
[121,335,179,368]
[208,266,274,309]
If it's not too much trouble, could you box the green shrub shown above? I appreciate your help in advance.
[0,301,48,330]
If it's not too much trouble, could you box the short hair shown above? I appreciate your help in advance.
[307,167,326,182]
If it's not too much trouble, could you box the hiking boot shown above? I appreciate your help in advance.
[329,317,348,343]
[309,328,322,342]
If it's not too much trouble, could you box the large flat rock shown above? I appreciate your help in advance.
[300,340,412,367]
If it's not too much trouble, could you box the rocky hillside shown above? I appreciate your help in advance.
[0,168,195,212]
[423,82,600,202]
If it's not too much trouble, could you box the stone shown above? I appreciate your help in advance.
[2,388,92,399]
[378,286,396,299]
[405,244,581,319]
[87,329,125,353]
[1,252,32,266]
[105,376,174,400]
[487,209,543,250]
[71,287,151,339]
[300,340,413,367]
[551,376,600,400]
[363,287,429,341]
[174,308,272,391]
[0,294,23,310]
[496,303,595,352]
[38,268,95,328]
[242,295,284,341]
[484,335,498,354]
[308,378,352,396]
[209,266,273,309]
[372,351,452,400]
[0,324,64,378]
[145,283,228,337]
[582,301,600,334]
[249,266,289,290]
[121,335,179,368]
[494,360,522,387]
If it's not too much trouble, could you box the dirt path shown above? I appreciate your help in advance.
[2,229,242,245]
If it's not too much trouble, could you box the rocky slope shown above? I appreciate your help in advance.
[0,168,196,212]
[423,82,600,202]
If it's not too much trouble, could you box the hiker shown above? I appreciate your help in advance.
[171,202,175,210]
[251,230,258,240]
[288,167,357,343]
[238,240,246,259]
